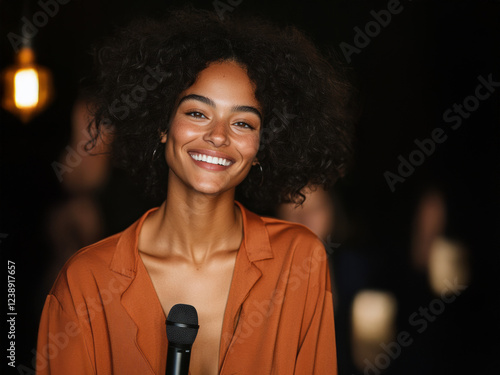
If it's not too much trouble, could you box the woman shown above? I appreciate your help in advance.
[37,8,353,375]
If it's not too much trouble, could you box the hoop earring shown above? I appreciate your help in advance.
[254,161,264,187]
[152,145,162,161]
[152,132,167,161]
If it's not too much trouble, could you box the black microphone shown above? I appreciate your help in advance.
[165,304,199,375]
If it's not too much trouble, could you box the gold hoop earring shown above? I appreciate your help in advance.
[153,131,167,161]
[152,145,162,161]
[254,161,264,186]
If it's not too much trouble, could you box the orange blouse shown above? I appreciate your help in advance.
[36,202,337,374]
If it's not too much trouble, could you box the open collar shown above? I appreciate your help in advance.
[108,201,274,374]
[109,207,157,277]
[235,201,274,262]
[109,201,273,276]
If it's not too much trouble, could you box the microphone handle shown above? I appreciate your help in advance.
[165,345,192,375]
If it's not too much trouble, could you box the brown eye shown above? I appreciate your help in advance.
[234,121,254,129]
[186,111,207,119]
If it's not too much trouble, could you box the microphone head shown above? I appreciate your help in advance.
[166,304,199,346]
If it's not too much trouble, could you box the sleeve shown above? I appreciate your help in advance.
[36,294,95,375]
[294,245,337,375]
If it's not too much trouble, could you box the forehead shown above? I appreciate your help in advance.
[181,60,260,109]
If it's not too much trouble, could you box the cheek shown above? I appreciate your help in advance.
[239,133,260,159]
[169,118,199,142]
[165,120,199,157]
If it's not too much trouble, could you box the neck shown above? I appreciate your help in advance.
[139,176,243,264]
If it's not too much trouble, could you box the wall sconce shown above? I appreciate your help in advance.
[1,46,54,123]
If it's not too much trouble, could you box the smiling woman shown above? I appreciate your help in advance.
[36,7,354,375]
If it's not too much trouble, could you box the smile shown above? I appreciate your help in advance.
[190,153,233,166]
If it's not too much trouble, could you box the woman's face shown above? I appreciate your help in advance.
[163,60,262,196]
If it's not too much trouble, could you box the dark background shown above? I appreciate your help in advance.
[1,0,499,374]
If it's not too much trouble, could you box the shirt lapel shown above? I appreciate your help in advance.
[219,202,274,372]
[110,208,166,374]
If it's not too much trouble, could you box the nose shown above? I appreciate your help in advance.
[203,119,229,147]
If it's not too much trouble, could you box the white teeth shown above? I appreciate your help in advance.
[190,153,232,166]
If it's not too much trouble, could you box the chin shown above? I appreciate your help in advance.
[190,181,232,196]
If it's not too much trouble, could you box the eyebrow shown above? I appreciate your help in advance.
[177,94,262,121]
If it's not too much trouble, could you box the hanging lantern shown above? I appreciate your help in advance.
[1,46,54,123]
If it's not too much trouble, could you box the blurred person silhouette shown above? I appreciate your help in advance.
[274,182,360,295]
[44,97,111,291]
[383,185,476,375]
[44,96,157,293]
[274,184,342,303]
[410,187,470,291]
[274,183,367,375]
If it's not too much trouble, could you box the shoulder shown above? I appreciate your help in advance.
[246,207,326,263]
[264,216,327,266]
[261,215,322,247]
[48,208,157,300]
[244,210,331,295]
[69,233,121,267]
[49,233,122,298]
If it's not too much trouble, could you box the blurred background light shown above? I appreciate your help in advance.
[14,68,38,108]
[428,236,470,296]
[351,290,397,370]
[1,46,53,123]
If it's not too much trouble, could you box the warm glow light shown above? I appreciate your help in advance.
[14,68,39,108]
[352,290,397,342]
[429,236,470,295]
[351,290,397,371]
[1,47,53,123]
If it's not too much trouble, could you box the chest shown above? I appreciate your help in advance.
[140,251,238,375]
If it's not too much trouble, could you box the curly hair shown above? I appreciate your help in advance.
[85,7,355,210]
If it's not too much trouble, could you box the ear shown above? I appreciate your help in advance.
[160,131,167,143]
[252,158,259,166]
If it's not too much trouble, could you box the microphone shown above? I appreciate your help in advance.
[165,304,199,375]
